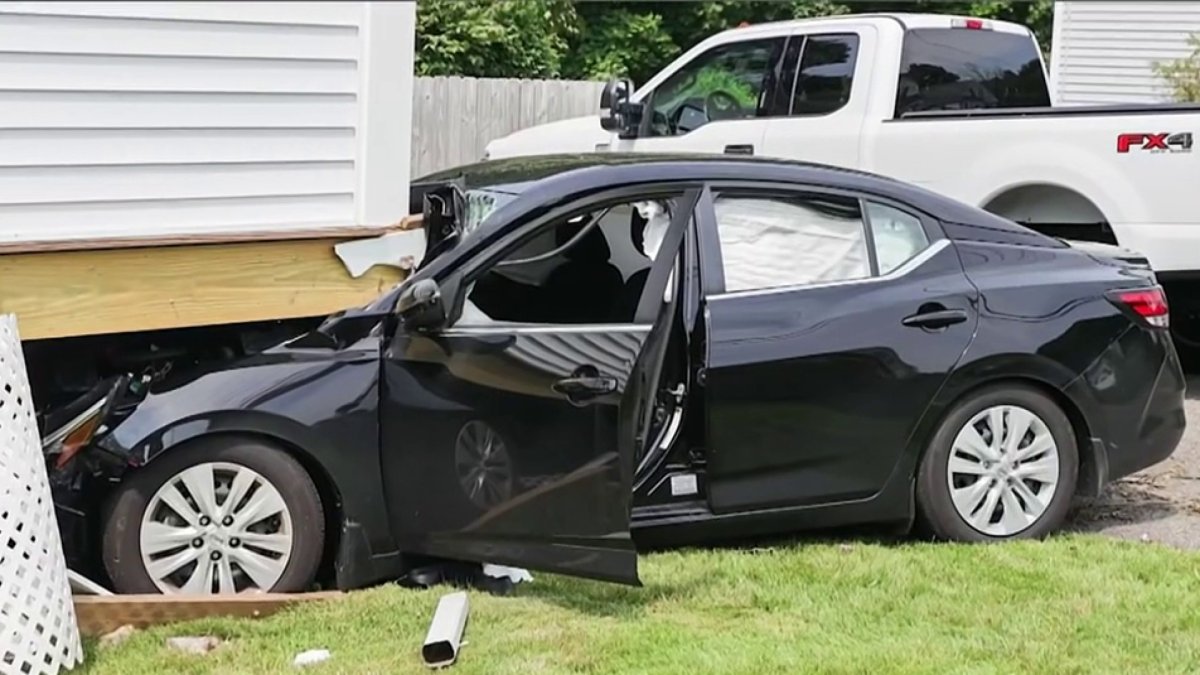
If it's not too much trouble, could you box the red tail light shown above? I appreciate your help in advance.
[1108,286,1170,328]
[952,18,991,30]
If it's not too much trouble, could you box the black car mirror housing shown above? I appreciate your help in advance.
[396,278,447,332]
[599,78,642,139]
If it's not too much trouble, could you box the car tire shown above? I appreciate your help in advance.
[915,384,1078,542]
[102,436,325,594]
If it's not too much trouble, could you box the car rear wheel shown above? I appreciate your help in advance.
[102,436,324,595]
[916,385,1078,541]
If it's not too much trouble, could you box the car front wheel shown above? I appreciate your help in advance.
[916,384,1079,541]
[102,436,325,595]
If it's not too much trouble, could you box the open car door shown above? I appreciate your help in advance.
[381,187,701,585]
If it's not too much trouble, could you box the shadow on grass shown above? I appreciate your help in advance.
[514,526,909,617]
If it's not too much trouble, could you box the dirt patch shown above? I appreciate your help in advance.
[1068,375,1200,548]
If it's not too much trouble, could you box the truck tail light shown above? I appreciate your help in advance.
[1107,286,1170,328]
[952,18,991,30]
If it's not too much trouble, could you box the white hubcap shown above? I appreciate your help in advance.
[140,462,293,594]
[946,404,1060,537]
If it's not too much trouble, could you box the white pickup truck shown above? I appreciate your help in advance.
[485,13,1200,344]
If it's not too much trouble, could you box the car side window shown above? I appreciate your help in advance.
[456,196,682,326]
[789,34,859,116]
[713,192,870,292]
[866,201,930,274]
[645,38,786,137]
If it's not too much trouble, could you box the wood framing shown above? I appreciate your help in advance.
[73,591,344,636]
[1,230,411,341]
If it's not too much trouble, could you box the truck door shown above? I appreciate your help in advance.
[758,27,873,169]
[610,35,789,157]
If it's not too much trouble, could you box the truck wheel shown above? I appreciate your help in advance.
[915,384,1078,541]
[102,436,324,595]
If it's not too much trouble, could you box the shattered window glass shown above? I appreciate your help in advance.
[464,189,516,236]
[714,193,869,292]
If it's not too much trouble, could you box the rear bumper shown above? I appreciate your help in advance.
[1068,327,1186,487]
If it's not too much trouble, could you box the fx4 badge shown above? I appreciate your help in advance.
[1117,132,1194,154]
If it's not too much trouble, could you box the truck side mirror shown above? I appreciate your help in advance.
[599,78,639,137]
[395,278,446,332]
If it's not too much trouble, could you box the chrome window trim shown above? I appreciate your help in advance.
[441,324,653,336]
[709,238,951,300]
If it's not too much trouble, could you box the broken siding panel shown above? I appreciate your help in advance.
[1053,1,1200,104]
[0,2,413,244]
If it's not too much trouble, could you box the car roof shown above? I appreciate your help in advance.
[416,153,1057,246]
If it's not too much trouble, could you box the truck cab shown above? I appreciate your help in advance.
[485,13,1050,166]
[486,13,1200,348]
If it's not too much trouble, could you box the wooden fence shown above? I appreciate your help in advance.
[411,76,606,177]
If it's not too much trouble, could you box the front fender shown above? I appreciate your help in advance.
[94,337,404,589]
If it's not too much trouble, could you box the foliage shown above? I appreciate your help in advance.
[414,0,578,78]
[561,7,677,84]
[1154,34,1200,102]
[414,0,1058,83]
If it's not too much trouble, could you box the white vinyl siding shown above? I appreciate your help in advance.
[1051,1,1200,105]
[0,2,413,244]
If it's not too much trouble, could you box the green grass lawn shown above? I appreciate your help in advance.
[82,535,1200,675]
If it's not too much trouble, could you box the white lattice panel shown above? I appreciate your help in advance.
[0,315,81,674]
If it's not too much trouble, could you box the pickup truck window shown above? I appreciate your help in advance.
[790,34,859,116]
[895,28,1050,117]
[713,192,870,292]
[646,38,785,137]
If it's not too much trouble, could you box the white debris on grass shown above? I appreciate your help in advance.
[481,564,533,584]
[294,648,332,667]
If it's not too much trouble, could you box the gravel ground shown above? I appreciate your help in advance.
[1069,374,1200,548]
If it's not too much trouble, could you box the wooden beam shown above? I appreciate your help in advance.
[1,236,408,340]
[74,592,344,636]
[0,216,423,255]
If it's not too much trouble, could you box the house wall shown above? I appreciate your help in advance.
[1051,1,1200,105]
[0,1,414,245]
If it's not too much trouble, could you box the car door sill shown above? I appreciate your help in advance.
[631,501,710,527]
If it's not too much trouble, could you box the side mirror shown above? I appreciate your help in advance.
[599,78,639,137]
[395,278,446,332]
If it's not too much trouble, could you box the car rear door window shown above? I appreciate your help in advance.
[865,201,930,274]
[713,192,870,292]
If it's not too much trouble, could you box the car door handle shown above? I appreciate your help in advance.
[724,144,754,155]
[902,308,968,329]
[552,374,618,402]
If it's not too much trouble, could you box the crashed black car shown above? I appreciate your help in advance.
[50,154,1185,595]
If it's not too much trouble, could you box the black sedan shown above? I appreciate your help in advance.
[53,154,1185,595]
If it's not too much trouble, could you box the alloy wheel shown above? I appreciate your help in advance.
[139,461,293,594]
[945,404,1061,537]
[454,420,513,510]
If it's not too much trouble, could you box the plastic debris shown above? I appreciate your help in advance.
[294,649,332,667]
[481,564,533,584]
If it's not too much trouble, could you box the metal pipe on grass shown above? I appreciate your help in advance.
[422,591,469,668]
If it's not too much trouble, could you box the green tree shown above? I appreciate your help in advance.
[1155,35,1200,102]
[415,0,1057,82]
[415,0,578,78]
